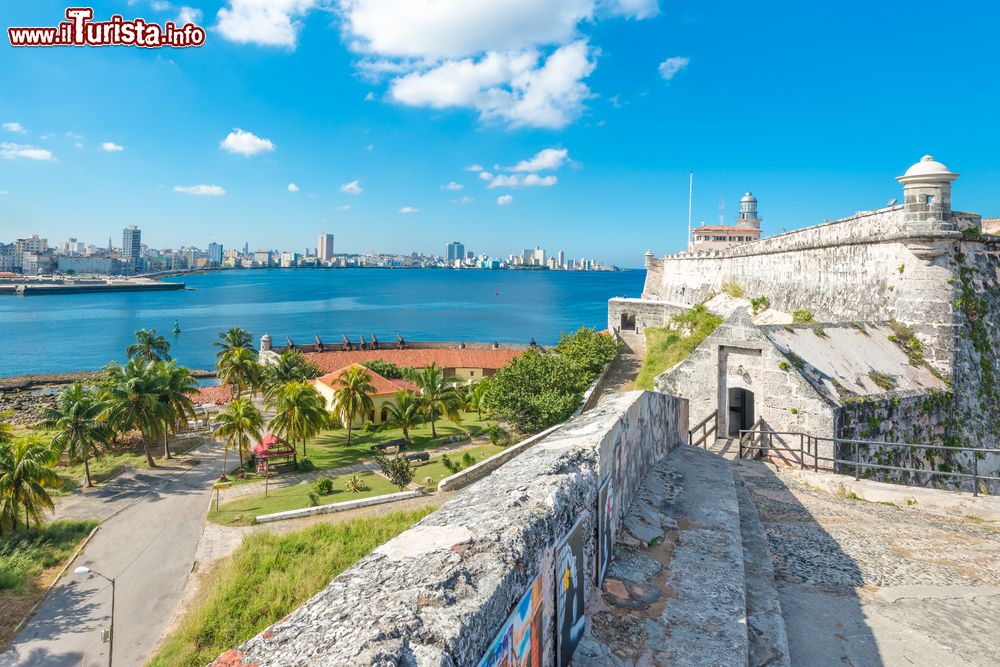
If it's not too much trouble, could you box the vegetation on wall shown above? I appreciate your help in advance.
[750,295,771,315]
[792,309,814,323]
[635,304,723,390]
[721,281,745,298]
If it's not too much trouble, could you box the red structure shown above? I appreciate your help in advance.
[253,433,297,475]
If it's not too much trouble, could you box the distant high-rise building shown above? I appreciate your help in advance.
[318,233,335,261]
[243,242,249,255]
[13,235,47,273]
[122,225,141,260]
[208,242,223,265]
[447,241,465,262]
[557,250,565,269]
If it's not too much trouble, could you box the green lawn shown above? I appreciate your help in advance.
[208,471,400,526]
[634,306,723,390]
[149,507,436,667]
[410,444,506,490]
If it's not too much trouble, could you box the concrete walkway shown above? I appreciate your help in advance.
[590,331,646,403]
[737,459,1000,666]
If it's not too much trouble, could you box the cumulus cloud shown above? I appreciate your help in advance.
[497,194,514,205]
[216,0,317,48]
[465,164,484,172]
[453,196,475,204]
[364,91,376,102]
[100,142,125,152]
[178,6,203,24]
[398,206,419,214]
[441,181,463,191]
[509,147,568,172]
[2,122,25,134]
[487,173,557,189]
[478,171,494,181]
[0,143,54,161]
[287,182,299,192]
[658,56,689,81]
[220,128,275,156]
[340,180,363,195]
[174,184,226,196]
[603,0,660,19]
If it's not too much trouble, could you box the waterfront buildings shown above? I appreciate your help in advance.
[690,192,763,251]
[208,242,224,265]
[123,225,141,271]
[446,241,465,264]
[318,233,335,261]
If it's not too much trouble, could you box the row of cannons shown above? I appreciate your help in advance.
[271,333,539,354]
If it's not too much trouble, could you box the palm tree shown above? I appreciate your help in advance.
[0,411,13,446]
[330,367,375,447]
[101,359,167,467]
[383,390,424,445]
[44,383,108,488]
[213,398,263,473]
[407,363,461,438]
[0,436,61,532]
[127,328,171,363]
[214,327,253,360]
[268,381,328,458]
[217,347,261,399]
[154,361,199,460]
[263,350,321,401]
[468,381,489,420]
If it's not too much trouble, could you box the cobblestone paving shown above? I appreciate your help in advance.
[739,461,1000,666]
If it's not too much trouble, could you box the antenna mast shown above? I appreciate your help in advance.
[719,196,725,226]
[687,171,693,252]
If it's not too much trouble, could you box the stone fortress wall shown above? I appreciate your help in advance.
[213,390,688,666]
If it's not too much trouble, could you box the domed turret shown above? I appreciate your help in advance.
[737,191,761,229]
[260,332,272,353]
[897,155,959,185]
[896,155,960,259]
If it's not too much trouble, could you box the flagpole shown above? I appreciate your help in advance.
[687,171,693,252]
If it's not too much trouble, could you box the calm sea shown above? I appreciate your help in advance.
[0,268,645,376]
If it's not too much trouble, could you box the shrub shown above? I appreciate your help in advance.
[483,348,588,433]
[778,360,790,371]
[361,360,405,379]
[364,422,381,436]
[792,309,814,323]
[868,370,899,391]
[307,492,319,507]
[461,452,476,468]
[297,458,316,473]
[750,295,771,314]
[344,475,367,493]
[721,281,745,298]
[554,327,620,379]
[374,453,415,491]
[314,477,334,496]
[634,305,723,390]
[488,425,512,446]
[441,453,459,474]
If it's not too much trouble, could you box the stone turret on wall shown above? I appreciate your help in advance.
[896,155,961,259]
[260,332,272,353]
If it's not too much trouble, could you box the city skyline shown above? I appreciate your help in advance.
[1,2,999,267]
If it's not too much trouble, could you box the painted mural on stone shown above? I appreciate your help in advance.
[597,476,614,585]
[478,571,546,667]
[556,516,586,667]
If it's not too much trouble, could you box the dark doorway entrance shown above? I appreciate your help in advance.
[727,388,755,437]
[620,313,636,331]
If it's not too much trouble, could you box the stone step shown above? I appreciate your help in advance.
[732,465,792,667]
[577,445,749,666]
[708,437,741,460]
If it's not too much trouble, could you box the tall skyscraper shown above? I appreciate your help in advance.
[318,233,335,261]
[447,241,465,262]
[208,242,224,265]
[558,250,565,269]
[122,225,141,260]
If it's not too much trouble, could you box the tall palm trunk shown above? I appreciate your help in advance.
[430,407,438,438]
[163,428,172,460]
[346,421,353,447]
[84,457,93,488]
[142,433,157,467]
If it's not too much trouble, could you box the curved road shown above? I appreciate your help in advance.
[2,440,225,667]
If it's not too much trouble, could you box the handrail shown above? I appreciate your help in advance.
[688,410,718,448]
[738,429,1000,497]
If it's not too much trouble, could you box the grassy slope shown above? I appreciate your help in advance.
[150,507,436,667]
[634,306,723,390]
[0,520,99,651]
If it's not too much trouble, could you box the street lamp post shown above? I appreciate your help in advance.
[74,566,115,667]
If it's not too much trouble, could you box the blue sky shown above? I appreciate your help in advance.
[1,1,998,267]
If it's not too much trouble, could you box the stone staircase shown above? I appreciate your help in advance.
[708,436,741,460]
[578,445,790,666]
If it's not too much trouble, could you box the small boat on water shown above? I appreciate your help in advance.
[172,320,182,334]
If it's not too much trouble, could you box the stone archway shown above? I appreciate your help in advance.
[620,312,636,331]
[727,387,755,437]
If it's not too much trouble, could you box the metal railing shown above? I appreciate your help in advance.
[688,410,718,448]
[738,429,1000,497]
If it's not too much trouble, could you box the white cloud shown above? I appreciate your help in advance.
[100,142,125,152]
[174,184,226,196]
[509,147,568,172]
[479,171,493,181]
[151,0,172,11]
[453,195,475,204]
[178,6,203,24]
[216,0,317,48]
[0,143,54,161]
[497,194,514,205]
[442,181,463,191]
[364,91,376,102]
[465,164,484,172]
[340,180,363,195]
[219,128,275,156]
[487,173,557,189]
[287,182,299,192]
[603,0,659,20]
[75,142,84,150]
[338,204,352,210]
[398,206,419,214]
[2,122,25,134]
[658,56,689,81]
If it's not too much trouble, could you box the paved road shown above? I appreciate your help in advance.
[1,440,225,667]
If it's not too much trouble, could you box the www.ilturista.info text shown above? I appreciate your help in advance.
[8,8,206,48]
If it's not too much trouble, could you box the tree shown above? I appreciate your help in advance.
[268,381,327,458]
[101,358,168,467]
[482,348,587,434]
[214,327,253,360]
[555,327,620,379]
[213,398,263,472]
[154,361,199,459]
[263,350,321,401]
[468,381,490,420]
[217,347,261,399]
[406,363,461,438]
[382,390,424,444]
[361,360,405,379]
[127,328,171,363]
[330,366,375,447]
[373,453,414,491]
[0,436,61,533]
[44,383,108,488]
[0,411,13,447]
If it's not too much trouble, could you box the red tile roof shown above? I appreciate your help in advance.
[188,384,233,406]
[692,225,762,233]
[315,363,418,396]
[304,348,521,374]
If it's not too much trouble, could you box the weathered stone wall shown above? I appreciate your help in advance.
[213,390,688,667]
[607,297,686,334]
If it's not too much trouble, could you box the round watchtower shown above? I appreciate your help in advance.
[896,155,959,233]
[260,332,272,353]
[738,192,761,229]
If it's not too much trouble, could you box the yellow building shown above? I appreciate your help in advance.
[313,363,418,427]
